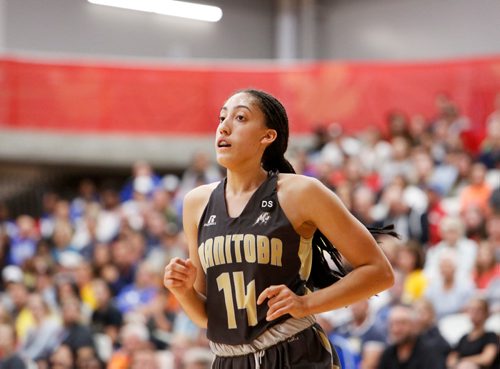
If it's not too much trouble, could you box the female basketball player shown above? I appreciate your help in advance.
[163,89,395,369]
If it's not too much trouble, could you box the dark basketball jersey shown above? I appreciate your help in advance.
[197,171,313,344]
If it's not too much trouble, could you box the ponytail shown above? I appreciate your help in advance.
[262,153,295,174]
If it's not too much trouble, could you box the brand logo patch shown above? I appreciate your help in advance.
[253,212,271,226]
[204,215,217,227]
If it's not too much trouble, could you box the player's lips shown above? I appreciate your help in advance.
[217,138,232,148]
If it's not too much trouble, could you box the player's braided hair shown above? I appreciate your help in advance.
[241,88,398,289]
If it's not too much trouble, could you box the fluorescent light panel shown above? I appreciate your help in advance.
[88,0,223,22]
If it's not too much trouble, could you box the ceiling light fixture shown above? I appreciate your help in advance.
[88,0,223,23]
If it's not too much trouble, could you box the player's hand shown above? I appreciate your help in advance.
[257,285,307,321]
[163,258,197,297]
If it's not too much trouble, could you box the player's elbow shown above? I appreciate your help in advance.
[378,260,395,291]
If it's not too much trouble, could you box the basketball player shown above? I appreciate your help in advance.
[163,89,395,369]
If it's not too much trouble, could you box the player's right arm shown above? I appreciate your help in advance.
[163,184,215,328]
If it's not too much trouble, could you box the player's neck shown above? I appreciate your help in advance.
[226,166,268,196]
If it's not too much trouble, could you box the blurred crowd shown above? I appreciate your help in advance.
[0,93,499,369]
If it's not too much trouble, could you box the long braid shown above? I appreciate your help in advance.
[241,89,397,290]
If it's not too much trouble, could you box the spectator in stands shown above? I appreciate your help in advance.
[413,298,450,369]
[333,299,386,368]
[374,270,405,336]
[20,293,61,362]
[115,260,159,314]
[485,214,500,259]
[424,249,475,319]
[95,186,122,244]
[0,202,15,238]
[39,190,59,239]
[70,178,99,222]
[58,296,95,354]
[151,184,180,227]
[0,303,12,325]
[177,151,221,202]
[424,216,478,283]
[410,147,435,186]
[71,202,100,257]
[145,226,186,273]
[357,126,392,175]
[50,221,78,264]
[108,322,151,369]
[376,304,442,369]
[121,175,154,232]
[351,186,378,227]
[1,272,32,342]
[449,151,474,197]
[28,245,58,311]
[447,297,499,369]
[360,342,385,369]
[0,322,27,369]
[480,94,500,169]
[473,241,500,291]
[459,162,492,215]
[319,123,349,169]
[120,160,162,202]
[0,228,12,286]
[75,345,104,369]
[423,183,447,246]
[8,215,38,267]
[387,110,411,141]
[106,238,138,295]
[408,115,432,148]
[130,347,160,369]
[143,210,169,253]
[48,344,74,369]
[462,205,488,243]
[91,278,123,349]
[396,241,428,304]
[141,290,177,350]
[373,178,427,243]
[379,136,414,186]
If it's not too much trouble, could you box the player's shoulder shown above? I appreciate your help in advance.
[184,182,220,206]
[277,173,322,194]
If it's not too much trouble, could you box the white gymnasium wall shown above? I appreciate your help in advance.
[3,0,500,61]
[3,0,275,59]
[318,0,500,60]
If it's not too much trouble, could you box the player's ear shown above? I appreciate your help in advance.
[261,129,277,146]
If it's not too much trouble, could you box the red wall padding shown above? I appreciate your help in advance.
[1,56,499,140]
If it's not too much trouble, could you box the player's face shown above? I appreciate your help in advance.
[215,92,275,169]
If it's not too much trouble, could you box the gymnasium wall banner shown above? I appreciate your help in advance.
[1,55,499,150]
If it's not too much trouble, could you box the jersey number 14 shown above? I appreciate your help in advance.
[216,271,257,329]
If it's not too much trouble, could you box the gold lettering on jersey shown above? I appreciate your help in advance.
[243,234,256,263]
[224,236,233,264]
[205,238,214,268]
[198,234,283,271]
[213,236,225,265]
[198,242,207,273]
[271,238,283,266]
[256,235,270,264]
[232,234,243,263]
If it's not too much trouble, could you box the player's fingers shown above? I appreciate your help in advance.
[165,262,189,275]
[163,278,186,288]
[266,305,289,321]
[257,285,283,305]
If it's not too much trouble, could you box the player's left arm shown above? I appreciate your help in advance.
[258,175,394,320]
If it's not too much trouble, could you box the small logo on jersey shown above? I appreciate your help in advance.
[260,198,276,210]
[254,212,271,226]
[204,215,217,227]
